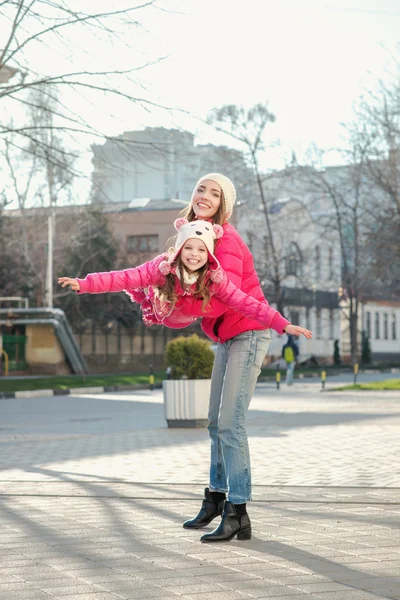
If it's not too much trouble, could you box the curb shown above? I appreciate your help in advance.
[0,382,163,400]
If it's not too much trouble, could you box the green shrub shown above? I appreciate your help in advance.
[164,334,215,379]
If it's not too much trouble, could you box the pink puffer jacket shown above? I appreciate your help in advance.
[180,223,289,343]
[75,253,289,333]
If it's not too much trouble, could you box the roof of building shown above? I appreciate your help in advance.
[119,198,189,213]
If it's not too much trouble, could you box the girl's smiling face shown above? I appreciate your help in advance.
[180,238,208,271]
[191,179,222,219]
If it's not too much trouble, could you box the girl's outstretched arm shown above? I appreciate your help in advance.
[58,254,167,295]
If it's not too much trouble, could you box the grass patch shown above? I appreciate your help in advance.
[0,372,165,393]
[333,379,400,391]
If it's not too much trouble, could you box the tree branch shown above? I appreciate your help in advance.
[2,1,155,66]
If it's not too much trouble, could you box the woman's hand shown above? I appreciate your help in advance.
[58,277,80,292]
[284,324,312,339]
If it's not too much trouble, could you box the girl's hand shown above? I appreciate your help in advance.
[58,277,80,292]
[284,324,312,339]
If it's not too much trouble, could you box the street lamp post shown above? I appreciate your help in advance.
[45,205,55,308]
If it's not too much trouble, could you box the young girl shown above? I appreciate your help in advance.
[58,218,301,334]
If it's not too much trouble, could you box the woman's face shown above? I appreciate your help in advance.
[191,179,222,220]
[180,238,208,271]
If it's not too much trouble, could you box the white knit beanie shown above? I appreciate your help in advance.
[191,173,236,220]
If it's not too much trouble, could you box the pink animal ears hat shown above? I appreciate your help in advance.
[159,218,224,278]
[190,173,237,220]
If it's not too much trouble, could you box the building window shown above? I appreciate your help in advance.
[315,245,321,280]
[329,309,334,339]
[328,247,334,280]
[392,314,397,340]
[316,308,322,339]
[286,242,302,277]
[366,312,371,338]
[375,312,380,339]
[127,234,158,253]
[384,313,389,340]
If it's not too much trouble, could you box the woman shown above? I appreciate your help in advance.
[180,173,311,543]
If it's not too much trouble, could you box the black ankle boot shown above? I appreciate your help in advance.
[183,487,224,529]
[200,501,251,542]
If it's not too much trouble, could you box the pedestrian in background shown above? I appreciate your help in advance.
[282,334,299,385]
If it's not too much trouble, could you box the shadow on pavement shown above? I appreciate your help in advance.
[0,395,397,467]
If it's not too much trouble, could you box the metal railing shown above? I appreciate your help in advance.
[0,308,88,375]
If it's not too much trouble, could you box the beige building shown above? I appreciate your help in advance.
[104,198,188,262]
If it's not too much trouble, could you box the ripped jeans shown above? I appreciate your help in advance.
[207,330,271,504]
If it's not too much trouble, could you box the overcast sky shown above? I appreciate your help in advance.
[2,0,400,203]
[135,0,400,161]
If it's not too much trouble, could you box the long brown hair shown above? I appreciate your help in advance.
[180,190,226,226]
[157,253,213,311]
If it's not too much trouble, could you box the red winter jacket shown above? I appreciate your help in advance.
[75,252,288,334]
[180,222,289,343]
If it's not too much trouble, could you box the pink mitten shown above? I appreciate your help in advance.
[141,297,158,326]
[125,289,158,326]
[125,289,146,304]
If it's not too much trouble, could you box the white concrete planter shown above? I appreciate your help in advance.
[163,378,211,428]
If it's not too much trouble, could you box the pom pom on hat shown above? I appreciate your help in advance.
[159,260,172,275]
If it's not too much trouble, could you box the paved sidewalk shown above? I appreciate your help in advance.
[1,383,400,599]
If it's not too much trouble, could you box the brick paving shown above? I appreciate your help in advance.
[0,382,400,599]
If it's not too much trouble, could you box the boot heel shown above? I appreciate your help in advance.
[237,527,251,541]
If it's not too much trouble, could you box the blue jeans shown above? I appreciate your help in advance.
[286,361,295,385]
[207,330,271,504]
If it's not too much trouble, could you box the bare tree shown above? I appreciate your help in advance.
[344,78,400,295]
[299,145,373,364]
[1,85,77,305]
[55,205,141,331]
[4,135,39,273]
[0,0,168,168]
[351,83,400,217]
[207,103,290,314]
[0,175,39,300]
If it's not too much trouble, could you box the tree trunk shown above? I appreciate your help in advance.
[349,305,359,365]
